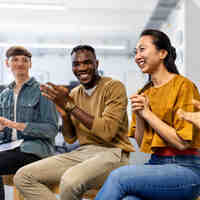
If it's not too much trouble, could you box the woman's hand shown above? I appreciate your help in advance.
[40,82,72,109]
[177,99,200,129]
[130,93,150,117]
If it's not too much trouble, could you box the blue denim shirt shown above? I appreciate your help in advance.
[0,77,58,158]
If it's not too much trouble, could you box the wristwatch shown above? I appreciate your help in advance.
[64,101,76,113]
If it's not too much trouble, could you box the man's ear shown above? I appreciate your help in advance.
[29,61,32,69]
[159,49,168,60]
[5,59,9,68]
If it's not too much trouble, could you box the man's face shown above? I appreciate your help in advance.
[6,55,31,78]
[71,50,99,88]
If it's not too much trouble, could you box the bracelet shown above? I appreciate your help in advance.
[64,101,76,113]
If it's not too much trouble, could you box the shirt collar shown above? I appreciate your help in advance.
[8,77,35,89]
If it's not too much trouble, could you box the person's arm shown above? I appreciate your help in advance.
[134,114,146,147]
[40,83,77,143]
[141,109,190,150]
[131,94,189,150]
[0,93,6,132]
[41,81,128,143]
[136,82,199,150]
[88,81,128,142]
[0,118,26,131]
[66,81,128,142]
[0,92,14,132]
[60,112,77,144]
[55,105,77,143]
[178,99,200,129]
[130,94,146,147]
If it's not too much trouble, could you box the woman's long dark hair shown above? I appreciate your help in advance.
[138,29,179,94]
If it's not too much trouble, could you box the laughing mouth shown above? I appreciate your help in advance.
[78,73,90,80]
[138,59,145,66]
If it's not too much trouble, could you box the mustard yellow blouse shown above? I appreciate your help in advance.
[129,75,200,153]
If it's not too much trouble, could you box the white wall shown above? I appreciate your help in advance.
[161,0,185,75]
[161,0,200,90]
[185,0,200,90]
[1,53,146,86]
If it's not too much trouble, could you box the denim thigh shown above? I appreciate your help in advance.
[108,163,200,200]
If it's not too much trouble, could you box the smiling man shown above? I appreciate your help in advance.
[0,46,58,200]
[71,45,100,89]
[14,45,134,200]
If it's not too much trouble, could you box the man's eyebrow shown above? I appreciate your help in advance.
[9,55,28,58]
[73,59,92,62]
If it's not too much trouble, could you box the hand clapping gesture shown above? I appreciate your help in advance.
[40,83,73,117]
[130,93,150,117]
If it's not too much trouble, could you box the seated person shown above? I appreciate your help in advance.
[95,29,200,200]
[0,46,58,199]
[178,99,200,130]
[14,45,134,200]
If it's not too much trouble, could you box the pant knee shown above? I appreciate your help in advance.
[14,166,30,189]
[106,168,121,183]
[60,172,88,199]
[60,173,83,191]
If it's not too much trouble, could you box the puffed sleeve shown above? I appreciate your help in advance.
[173,80,200,141]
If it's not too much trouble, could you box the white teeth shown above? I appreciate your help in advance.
[139,61,144,65]
[139,59,145,64]
[80,74,88,78]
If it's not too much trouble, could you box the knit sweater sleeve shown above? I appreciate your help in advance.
[91,80,128,142]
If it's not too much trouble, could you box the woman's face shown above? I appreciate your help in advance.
[134,35,163,74]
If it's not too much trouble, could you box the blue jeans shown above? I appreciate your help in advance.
[95,154,200,200]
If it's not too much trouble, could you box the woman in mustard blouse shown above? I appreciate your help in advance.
[95,29,200,200]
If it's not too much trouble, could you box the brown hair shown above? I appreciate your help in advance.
[6,46,32,59]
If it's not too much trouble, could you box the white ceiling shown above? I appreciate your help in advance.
[0,0,180,55]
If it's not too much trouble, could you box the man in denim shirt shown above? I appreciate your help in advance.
[0,46,58,199]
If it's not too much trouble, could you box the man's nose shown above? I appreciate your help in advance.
[17,60,25,65]
[78,62,87,70]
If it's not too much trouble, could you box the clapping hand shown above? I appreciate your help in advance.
[40,83,73,116]
[130,93,150,116]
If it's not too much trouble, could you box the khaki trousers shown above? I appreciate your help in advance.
[14,145,129,200]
